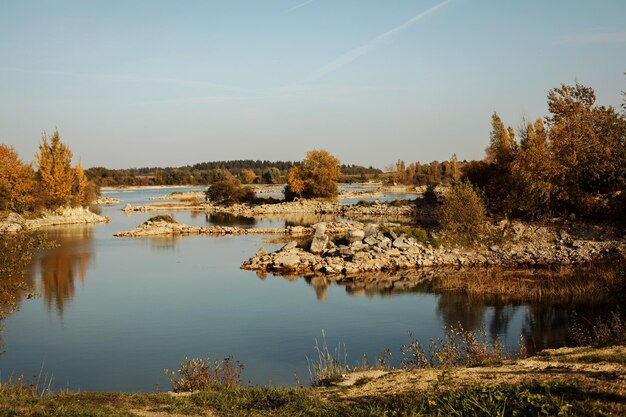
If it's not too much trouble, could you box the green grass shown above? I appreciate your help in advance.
[0,382,618,416]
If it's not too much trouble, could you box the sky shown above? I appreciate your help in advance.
[1,0,625,169]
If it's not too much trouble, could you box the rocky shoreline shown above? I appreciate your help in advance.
[242,221,626,276]
[113,218,363,237]
[121,200,421,219]
[0,207,109,232]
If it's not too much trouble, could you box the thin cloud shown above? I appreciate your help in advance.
[558,31,626,44]
[303,0,453,83]
[284,0,315,14]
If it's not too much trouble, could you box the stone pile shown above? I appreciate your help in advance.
[242,223,626,276]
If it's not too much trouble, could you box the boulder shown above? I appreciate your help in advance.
[345,229,365,243]
[256,247,268,257]
[310,224,330,254]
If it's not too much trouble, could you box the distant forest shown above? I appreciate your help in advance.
[85,160,385,186]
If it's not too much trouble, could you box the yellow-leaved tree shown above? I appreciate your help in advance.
[36,131,75,208]
[0,144,36,213]
[73,160,91,206]
[286,149,340,199]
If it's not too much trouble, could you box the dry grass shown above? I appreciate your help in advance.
[165,356,244,392]
[430,261,626,303]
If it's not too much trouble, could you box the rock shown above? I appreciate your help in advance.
[256,247,268,257]
[363,223,379,237]
[345,229,365,243]
[278,254,301,268]
[489,245,500,252]
[364,236,378,246]
[281,241,298,252]
[123,204,133,212]
[310,225,330,254]
[393,236,410,249]
[389,230,399,240]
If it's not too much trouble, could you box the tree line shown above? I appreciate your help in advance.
[85,161,382,187]
[463,82,626,219]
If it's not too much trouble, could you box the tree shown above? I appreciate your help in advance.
[486,112,516,166]
[286,150,340,199]
[449,154,460,183]
[0,145,36,213]
[239,169,256,184]
[35,131,75,208]
[546,83,623,212]
[510,119,557,218]
[286,166,304,198]
[73,161,92,206]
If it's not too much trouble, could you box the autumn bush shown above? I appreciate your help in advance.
[437,181,486,245]
[285,149,340,199]
[206,178,255,205]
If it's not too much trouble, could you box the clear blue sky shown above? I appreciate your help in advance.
[1,0,625,169]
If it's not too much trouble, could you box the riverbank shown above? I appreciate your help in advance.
[0,207,109,232]
[1,344,624,416]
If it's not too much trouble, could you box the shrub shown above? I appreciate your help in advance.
[437,181,486,245]
[206,178,255,205]
[144,215,176,224]
[165,355,244,392]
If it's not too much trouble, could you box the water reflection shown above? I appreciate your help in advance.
[35,225,94,316]
[267,264,625,355]
[206,213,257,227]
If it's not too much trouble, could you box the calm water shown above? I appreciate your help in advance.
[0,188,618,392]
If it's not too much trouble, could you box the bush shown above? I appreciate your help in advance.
[437,181,486,245]
[206,178,255,205]
[165,355,244,392]
[144,215,176,224]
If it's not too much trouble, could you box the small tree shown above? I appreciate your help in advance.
[36,130,75,208]
[286,149,340,199]
[0,145,36,213]
[438,181,486,245]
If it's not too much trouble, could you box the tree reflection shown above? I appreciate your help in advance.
[36,225,94,316]
[262,263,624,355]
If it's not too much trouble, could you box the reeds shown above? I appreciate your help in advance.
[307,330,350,387]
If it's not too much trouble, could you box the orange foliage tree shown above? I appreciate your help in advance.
[35,131,75,208]
[0,144,36,213]
[286,149,340,199]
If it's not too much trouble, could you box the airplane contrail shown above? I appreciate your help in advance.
[285,0,315,14]
[303,0,453,83]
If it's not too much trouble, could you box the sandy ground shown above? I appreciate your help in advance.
[319,344,626,403]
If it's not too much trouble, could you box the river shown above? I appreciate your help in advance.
[0,187,619,392]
